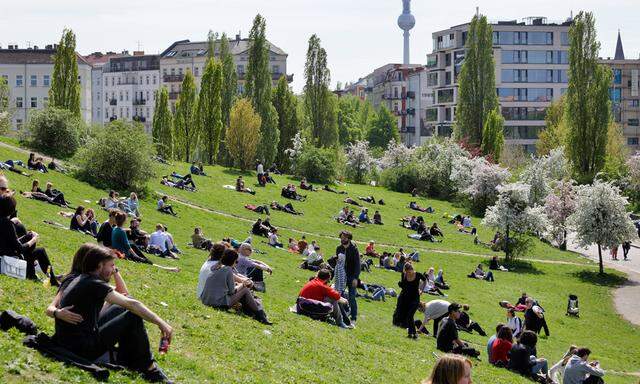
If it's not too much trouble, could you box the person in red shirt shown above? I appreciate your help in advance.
[298,269,352,328]
[491,325,514,366]
[365,240,379,258]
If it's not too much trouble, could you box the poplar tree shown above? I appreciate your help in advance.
[245,14,279,164]
[227,98,261,171]
[174,71,199,162]
[197,58,223,165]
[481,108,505,162]
[565,11,612,183]
[304,34,337,147]
[217,32,238,165]
[455,15,498,146]
[49,28,81,117]
[152,87,173,159]
[272,75,298,170]
[0,76,10,134]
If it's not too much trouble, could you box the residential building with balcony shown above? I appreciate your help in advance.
[84,51,128,126]
[425,16,572,152]
[159,33,291,110]
[100,52,159,132]
[600,32,640,151]
[0,44,92,131]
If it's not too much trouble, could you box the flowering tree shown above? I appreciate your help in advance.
[345,140,374,184]
[519,156,551,207]
[627,153,640,194]
[380,139,415,169]
[483,183,549,260]
[569,179,638,274]
[457,157,511,215]
[414,139,470,197]
[284,132,306,173]
[544,180,576,250]
[540,147,571,182]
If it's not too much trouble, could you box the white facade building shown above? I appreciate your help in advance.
[0,45,92,131]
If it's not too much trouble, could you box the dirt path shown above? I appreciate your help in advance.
[567,234,640,326]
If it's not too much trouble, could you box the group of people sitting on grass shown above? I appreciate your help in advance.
[161,173,196,192]
[281,184,305,201]
[99,190,141,217]
[255,161,276,187]
[409,201,434,213]
[45,242,174,383]
[336,206,361,227]
[499,293,551,337]
[404,218,444,243]
[22,179,71,208]
[197,241,273,325]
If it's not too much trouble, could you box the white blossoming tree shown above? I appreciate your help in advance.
[284,132,306,174]
[464,158,511,215]
[627,153,640,194]
[380,139,415,169]
[541,147,571,182]
[482,183,549,260]
[345,140,374,184]
[544,180,576,250]
[519,156,551,207]
[569,179,638,274]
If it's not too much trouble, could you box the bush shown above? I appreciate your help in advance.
[296,146,338,183]
[26,107,85,158]
[75,120,155,192]
[380,164,420,193]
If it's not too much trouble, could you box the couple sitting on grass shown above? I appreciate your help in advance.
[22,179,71,208]
[45,242,173,383]
[161,174,196,192]
[197,242,272,324]
[99,190,141,217]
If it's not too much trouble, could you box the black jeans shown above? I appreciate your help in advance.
[406,300,420,336]
[246,267,264,283]
[19,237,53,279]
[127,244,152,264]
[451,343,479,357]
[96,305,154,371]
[433,314,447,336]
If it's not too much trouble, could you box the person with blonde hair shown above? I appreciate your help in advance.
[422,354,473,384]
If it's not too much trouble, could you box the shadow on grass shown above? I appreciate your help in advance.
[481,259,545,275]
[571,270,629,288]
[221,168,251,176]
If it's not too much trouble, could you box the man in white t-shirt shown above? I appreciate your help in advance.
[420,299,451,336]
[268,228,283,248]
[148,224,176,258]
[197,242,252,299]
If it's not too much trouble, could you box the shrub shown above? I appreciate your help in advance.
[296,146,338,183]
[75,120,155,192]
[380,164,420,193]
[26,107,84,158]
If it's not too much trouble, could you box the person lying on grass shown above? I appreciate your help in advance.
[281,184,306,201]
[111,212,179,272]
[47,158,67,174]
[200,248,272,325]
[161,175,196,192]
[235,176,256,195]
[399,247,420,262]
[296,269,353,329]
[300,177,317,191]
[157,196,177,216]
[343,197,361,207]
[373,210,383,225]
[467,264,494,282]
[270,200,303,215]
[190,162,207,176]
[0,159,31,176]
[436,302,481,358]
[69,206,98,237]
[323,184,347,194]
[22,181,70,208]
[358,195,376,204]
[191,227,213,251]
[46,243,174,383]
[456,222,477,235]
[336,207,361,228]
[407,226,442,243]
[0,193,59,285]
[409,201,434,213]
[244,203,270,215]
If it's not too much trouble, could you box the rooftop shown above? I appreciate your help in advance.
[160,35,287,59]
[0,48,90,66]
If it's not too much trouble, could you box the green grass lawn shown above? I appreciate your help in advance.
[0,143,638,384]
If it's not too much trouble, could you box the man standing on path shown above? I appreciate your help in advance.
[337,230,360,324]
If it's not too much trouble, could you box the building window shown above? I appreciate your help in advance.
[628,118,639,126]
[425,108,438,122]
[628,137,639,146]
[613,69,622,85]
[502,107,547,120]
[119,92,123,101]
[78,75,81,84]
[43,97,48,107]
[437,89,454,103]
[445,53,451,67]
[445,71,452,85]
[561,32,569,46]
[16,119,23,130]
[153,75,157,84]
[146,107,150,117]
[16,97,23,108]
[125,91,129,101]
[628,99,640,107]
[272,65,280,74]
[163,69,167,76]
[30,97,37,108]
[237,65,245,74]
[427,73,438,87]
[178,68,183,75]
[30,75,37,87]
[171,68,175,75]
[126,107,129,118]
[16,75,23,87]
[146,75,150,85]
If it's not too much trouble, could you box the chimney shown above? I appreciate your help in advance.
[33,45,38,50]
[133,51,144,56]
[236,32,241,41]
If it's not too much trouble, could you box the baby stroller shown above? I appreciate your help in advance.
[566,294,579,317]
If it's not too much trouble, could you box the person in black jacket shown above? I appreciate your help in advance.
[392,263,426,339]
[508,330,550,381]
[96,209,117,247]
[336,230,360,323]
[0,194,58,285]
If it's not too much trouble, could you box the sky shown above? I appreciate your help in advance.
[1,0,639,93]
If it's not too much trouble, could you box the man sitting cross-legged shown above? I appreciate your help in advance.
[297,269,353,329]
[49,244,173,383]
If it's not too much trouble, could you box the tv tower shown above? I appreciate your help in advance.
[397,0,415,64]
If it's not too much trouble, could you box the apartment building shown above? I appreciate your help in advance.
[425,16,572,152]
[100,53,160,133]
[160,34,291,110]
[84,51,127,126]
[600,32,640,151]
[0,45,92,131]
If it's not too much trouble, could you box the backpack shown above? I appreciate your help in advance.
[296,297,333,320]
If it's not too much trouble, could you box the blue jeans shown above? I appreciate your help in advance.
[531,358,548,375]
[347,277,358,321]
[409,252,420,262]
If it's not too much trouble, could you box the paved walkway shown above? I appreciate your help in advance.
[567,234,640,326]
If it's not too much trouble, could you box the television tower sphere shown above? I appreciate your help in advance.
[397,0,415,31]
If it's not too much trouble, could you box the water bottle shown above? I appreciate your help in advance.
[158,336,170,354]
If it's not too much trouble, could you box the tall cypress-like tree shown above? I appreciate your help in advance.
[152,87,173,159]
[272,75,299,170]
[304,34,337,147]
[49,28,81,117]
[481,108,505,162]
[174,71,199,162]
[367,105,400,149]
[565,11,612,183]
[455,15,498,146]
[0,76,10,134]
[197,58,223,165]
[245,14,279,164]
[217,32,238,165]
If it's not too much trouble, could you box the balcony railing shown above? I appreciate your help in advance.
[405,126,416,133]
[406,91,415,99]
[406,108,416,116]
[169,92,180,100]
[163,74,185,83]
[133,115,147,123]
[109,99,117,106]
[133,99,146,106]
[393,110,407,116]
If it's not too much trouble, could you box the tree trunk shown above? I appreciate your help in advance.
[560,229,567,251]
[597,243,604,275]
[504,226,511,261]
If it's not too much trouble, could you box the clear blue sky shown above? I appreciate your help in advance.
[1,0,638,93]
